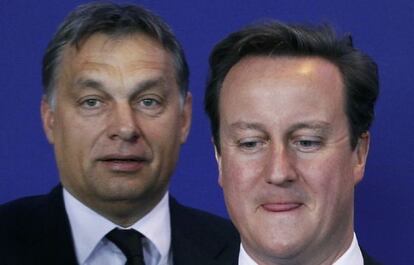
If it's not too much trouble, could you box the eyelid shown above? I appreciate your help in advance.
[138,95,161,105]
[291,136,323,152]
[78,96,104,109]
[237,137,268,152]
[132,94,165,115]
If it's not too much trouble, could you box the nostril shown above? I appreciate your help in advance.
[119,128,139,141]
[109,125,140,142]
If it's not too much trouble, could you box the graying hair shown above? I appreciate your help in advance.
[42,2,189,108]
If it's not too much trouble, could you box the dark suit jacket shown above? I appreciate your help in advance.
[0,186,239,265]
[362,248,383,265]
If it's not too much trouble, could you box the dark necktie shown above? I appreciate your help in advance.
[106,228,146,265]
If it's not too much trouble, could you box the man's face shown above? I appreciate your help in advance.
[216,56,369,264]
[41,34,191,221]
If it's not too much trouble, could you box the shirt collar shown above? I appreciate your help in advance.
[129,191,171,263]
[238,243,257,265]
[238,233,363,265]
[63,188,171,264]
[333,233,364,265]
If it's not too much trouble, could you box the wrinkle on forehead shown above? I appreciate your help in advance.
[63,33,172,75]
[56,33,175,97]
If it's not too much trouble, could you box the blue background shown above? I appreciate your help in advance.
[1,1,413,264]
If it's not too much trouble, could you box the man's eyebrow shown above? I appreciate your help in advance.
[288,121,332,134]
[228,121,332,134]
[74,78,104,90]
[133,77,166,93]
[73,76,166,95]
[229,121,267,132]
[129,77,169,99]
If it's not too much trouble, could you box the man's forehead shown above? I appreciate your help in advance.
[71,32,162,52]
[52,33,178,98]
[221,55,345,104]
[229,55,341,77]
[219,55,347,135]
[58,33,174,76]
[60,33,169,67]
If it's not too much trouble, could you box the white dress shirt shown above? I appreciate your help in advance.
[238,233,363,265]
[63,188,172,265]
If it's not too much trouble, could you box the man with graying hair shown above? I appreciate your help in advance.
[0,3,239,265]
[205,21,382,265]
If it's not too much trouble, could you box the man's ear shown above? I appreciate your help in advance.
[353,132,370,185]
[214,141,223,187]
[180,92,192,144]
[41,97,55,144]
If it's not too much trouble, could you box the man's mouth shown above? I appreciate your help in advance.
[97,155,148,172]
[261,202,303,213]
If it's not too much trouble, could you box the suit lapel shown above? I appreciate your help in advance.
[361,248,382,265]
[169,197,239,265]
[29,185,79,265]
[171,226,222,265]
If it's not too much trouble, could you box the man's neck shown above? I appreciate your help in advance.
[64,187,167,227]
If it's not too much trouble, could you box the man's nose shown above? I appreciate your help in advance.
[264,146,298,185]
[108,103,140,142]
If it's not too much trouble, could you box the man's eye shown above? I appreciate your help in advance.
[81,98,101,108]
[238,139,265,152]
[139,98,160,108]
[240,141,259,148]
[299,140,317,147]
[295,139,322,152]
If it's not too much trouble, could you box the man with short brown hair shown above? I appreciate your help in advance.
[205,21,381,265]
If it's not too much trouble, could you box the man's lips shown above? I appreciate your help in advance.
[261,202,303,212]
[97,155,149,172]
